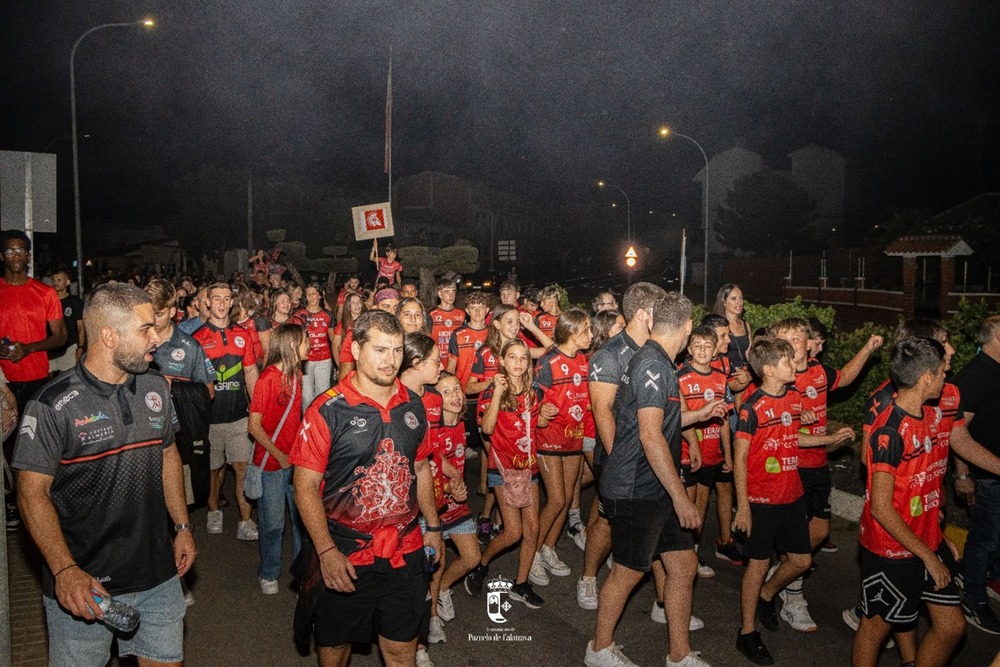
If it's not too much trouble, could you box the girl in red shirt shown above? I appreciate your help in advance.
[297,284,335,410]
[331,292,365,378]
[247,323,307,594]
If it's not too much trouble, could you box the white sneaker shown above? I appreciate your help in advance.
[237,519,259,541]
[529,552,550,586]
[428,616,447,643]
[689,614,705,631]
[539,545,571,576]
[577,576,599,610]
[259,578,279,595]
[666,651,712,667]
[696,561,716,578]
[573,526,587,551]
[207,510,223,534]
[584,640,639,667]
[780,596,818,632]
[437,589,455,622]
[415,647,434,667]
[651,601,666,624]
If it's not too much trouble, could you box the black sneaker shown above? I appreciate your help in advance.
[756,597,779,632]
[963,601,1000,635]
[509,582,544,609]
[715,539,744,565]
[5,504,20,531]
[464,564,489,596]
[476,517,491,546]
[736,630,774,665]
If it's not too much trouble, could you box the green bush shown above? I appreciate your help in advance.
[743,297,836,334]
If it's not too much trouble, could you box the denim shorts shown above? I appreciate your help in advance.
[44,575,186,666]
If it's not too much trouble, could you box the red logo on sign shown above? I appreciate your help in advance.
[365,209,387,231]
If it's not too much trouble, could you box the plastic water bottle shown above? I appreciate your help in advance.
[424,546,437,572]
[93,594,140,633]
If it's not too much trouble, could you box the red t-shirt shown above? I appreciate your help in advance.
[736,386,804,505]
[299,308,334,362]
[478,385,542,475]
[448,324,489,392]
[535,312,558,340]
[429,421,472,527]
[338,326,355,364]
[470,344,499,387]
[794,359,841,468]
[376,258,402,283]
[429,307,466,368]
[250,366,303,471]
[0,278,62,382]
[534,347,591,455]
[678,364,729,467]
[420,388,443,430]
[860,401,945,558]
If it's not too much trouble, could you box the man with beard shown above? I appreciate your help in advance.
[14,283,196,666]
[292,310,443,667]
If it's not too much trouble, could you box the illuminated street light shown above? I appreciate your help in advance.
[71,18,154,296]
[658,125,710,304]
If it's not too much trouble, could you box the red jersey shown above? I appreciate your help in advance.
[535,312,558,340]
[420,388,443,430]
[376,258,402,283]
[429,307,466,368]
[736,387,805,505]
[794,359,841,468]
[336,324,355,364]
[470,344,499,388]
[448,324,489,393]
[535,348,592,455]
[249,366,303,471]
[0,277,62,382]
[193,321,257,424]
[298,308,334,362]
[860,402,945,558]
[863,380,964,453]
[429,421,472,527]
[237,316,268,365]
[478,385,543,475]
[678,364,729,467]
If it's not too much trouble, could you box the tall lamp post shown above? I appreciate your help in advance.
[597,180,632,244]
[71,18,154,296]
[658,126,710,305]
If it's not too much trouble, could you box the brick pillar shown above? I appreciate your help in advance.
[939,256,955,321]
[902,256,917,320]
[854,276,864,306]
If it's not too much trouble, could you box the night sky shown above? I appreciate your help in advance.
[2,1,999,260]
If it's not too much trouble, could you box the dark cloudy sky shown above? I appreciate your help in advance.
[2,1,998,245]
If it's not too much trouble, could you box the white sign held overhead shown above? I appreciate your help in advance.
[351,202,394,241]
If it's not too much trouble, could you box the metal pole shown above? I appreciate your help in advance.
[670,132,710,304]
[71,20,151,298]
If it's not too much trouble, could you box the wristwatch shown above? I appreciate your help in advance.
[174,523,192,532]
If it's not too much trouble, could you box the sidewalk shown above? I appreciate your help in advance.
[8,530,46,666]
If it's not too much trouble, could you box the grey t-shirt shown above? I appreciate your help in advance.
[589,331,640,467]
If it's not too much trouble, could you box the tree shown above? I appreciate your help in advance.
[716,169,818,254]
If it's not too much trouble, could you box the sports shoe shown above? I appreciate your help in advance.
[715,538,744,565]
[428,616,447,643]
[689,614,705,631]
[437,589,455,621]
[476,516,491,546]
[756,597,778,632]
[573,526,587,551]
[666,651,712,667]
[464,564,488,596]
[987,579,1000,602]
[736,631,774,666]
[237,519,259,541]
[963,601,1000,635]
[697,558,716,579]
[539,545,571,576]
[415,647,434,667]
[259,578,279,595]
[820,540,838,553]
[529,552,550,586]
[207,510,223,534]
[584,640,639,667]
[509,581,544,608]
[5,504,21,531]
[842,607,895,648]
[779,596,817,632]
[181,578,195,606]
[577,576,599,610]
[651,601,666,624]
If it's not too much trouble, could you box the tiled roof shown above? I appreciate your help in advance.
[884,235,973,257]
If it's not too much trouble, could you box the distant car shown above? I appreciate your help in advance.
[457,271,503,293]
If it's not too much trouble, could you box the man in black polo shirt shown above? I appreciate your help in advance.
[292,310,443,667]
[14,283,196,666]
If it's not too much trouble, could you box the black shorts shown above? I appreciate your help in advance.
[693,462,733,487]
[314,550,429,646]
[605,496,694,571]
[680,463,696,489]
[743,499,811,561]
[797,466,832,520]
[860,542,961,624]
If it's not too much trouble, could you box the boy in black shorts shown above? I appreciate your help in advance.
[733,338,853,665]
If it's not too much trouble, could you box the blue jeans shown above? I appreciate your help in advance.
[962,478,1000,605]
[257,466,303,581]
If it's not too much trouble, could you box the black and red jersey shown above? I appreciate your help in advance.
[297,308,334,362]
[420,387,443,430]
[477,385,543,475]
[535,347,592,455]
[535,312,558,340]
[860,402,945,558]
[678,364,729,467]
[429,307,466,368]
[863,380,964,453]
[794,359,841,468]
[290,373,431,566]
[193,322,257,424]
[470,344,500,388]
[448,324,489,393]
[736,386,804,505]
[429,421,472,527]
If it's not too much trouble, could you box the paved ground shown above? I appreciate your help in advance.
[8,467,1000,666]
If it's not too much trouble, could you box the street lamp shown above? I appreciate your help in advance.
[71,18,154,296]
[658,126,710,305]
[597,180,632,244]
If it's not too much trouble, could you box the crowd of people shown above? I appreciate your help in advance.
[1,227,999,667]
